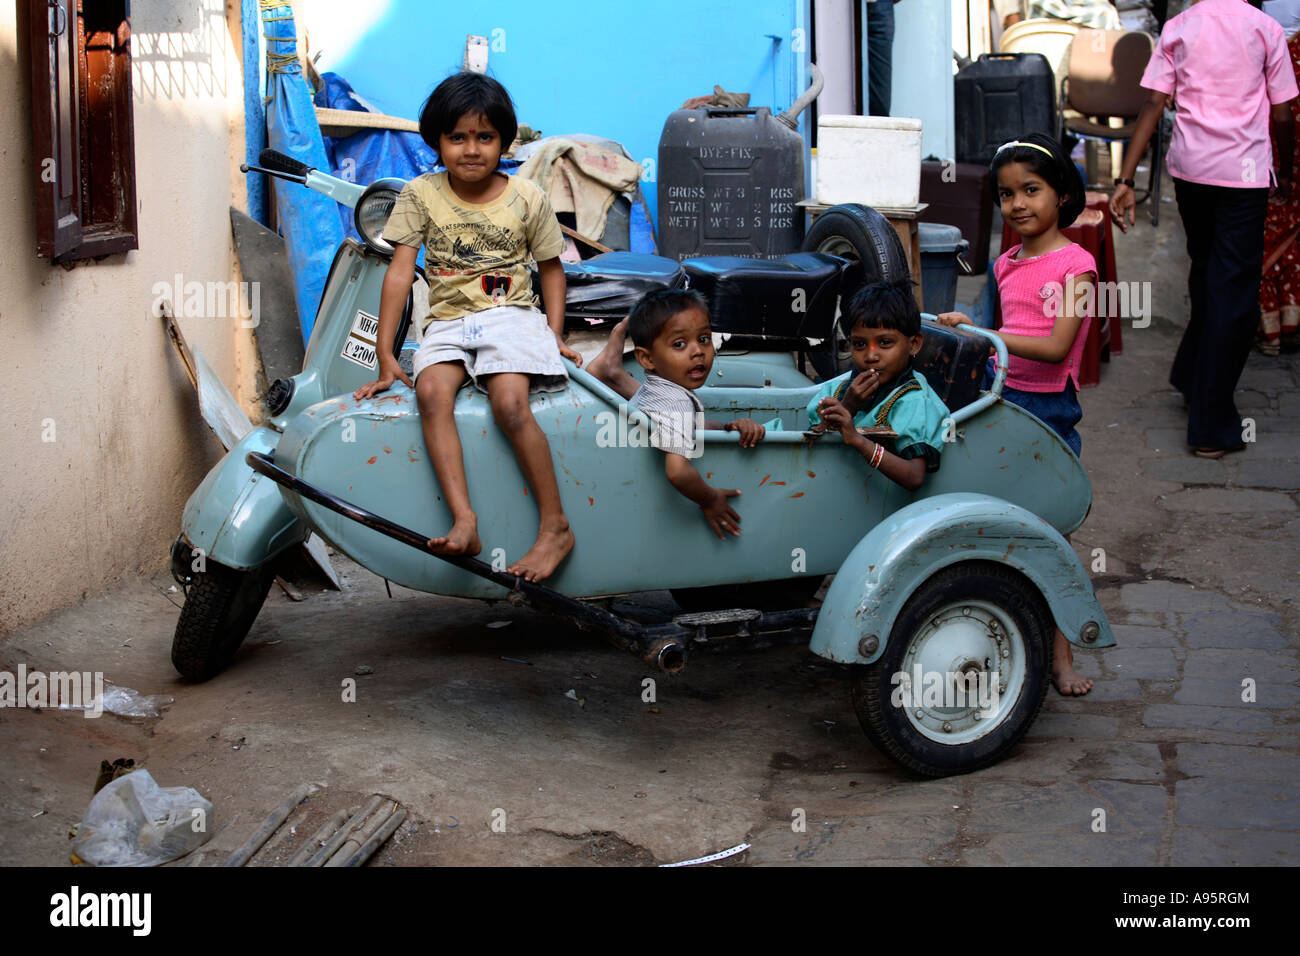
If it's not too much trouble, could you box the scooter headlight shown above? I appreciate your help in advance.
[354,178,405,255]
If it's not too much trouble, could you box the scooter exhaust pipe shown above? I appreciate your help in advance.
[644,637,688,675]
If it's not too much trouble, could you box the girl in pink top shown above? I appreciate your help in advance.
[939,131,1097,695]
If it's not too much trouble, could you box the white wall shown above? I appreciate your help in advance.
[0,0,254,634]
[881,0,955,160]
[815,0,859,116]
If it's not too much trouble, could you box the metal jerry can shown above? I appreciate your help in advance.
[657,104,810,262]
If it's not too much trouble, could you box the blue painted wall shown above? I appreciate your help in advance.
[311,0,810,227]
[301,1,958,225]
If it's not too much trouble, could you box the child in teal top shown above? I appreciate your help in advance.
[806,280,950,491]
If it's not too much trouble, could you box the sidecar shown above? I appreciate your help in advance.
[170,192,1113,777]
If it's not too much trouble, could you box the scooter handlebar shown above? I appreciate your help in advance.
[259,148,313,179]
[243,149,370,209]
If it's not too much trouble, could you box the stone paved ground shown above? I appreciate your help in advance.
[744,204,1300,865]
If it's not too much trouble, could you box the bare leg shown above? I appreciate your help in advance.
[1052,534,1092,695]
[485,373,574,582]
[1053,629,1093,696]
[415,363,482,557]
[585,318,640,400]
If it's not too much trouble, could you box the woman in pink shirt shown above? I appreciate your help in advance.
[1111,0,1298,457]
[939,132,1097,695]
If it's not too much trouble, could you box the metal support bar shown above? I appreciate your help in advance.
[246,452,822,674]
[246,451,690,672]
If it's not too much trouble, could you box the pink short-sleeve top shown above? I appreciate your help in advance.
[995,242,1098,392]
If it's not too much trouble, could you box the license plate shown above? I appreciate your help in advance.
[341,310,379,369]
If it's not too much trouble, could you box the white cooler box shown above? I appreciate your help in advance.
[816,115,923,208]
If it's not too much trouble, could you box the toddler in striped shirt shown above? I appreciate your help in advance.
[588,290,766,539]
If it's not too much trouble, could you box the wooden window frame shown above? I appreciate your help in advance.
[29,0,138,263]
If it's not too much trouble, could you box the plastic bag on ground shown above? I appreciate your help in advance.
[101,686,174,718]
[59,686,175,718]
[72,770,213,867]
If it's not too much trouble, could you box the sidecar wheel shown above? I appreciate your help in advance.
[851,562,1051,777]
[172,561,276,682]
[801,203,912,379]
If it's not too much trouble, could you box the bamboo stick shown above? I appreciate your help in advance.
[222,783,316,867]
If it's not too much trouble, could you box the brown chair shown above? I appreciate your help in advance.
[1059,29,1164,225]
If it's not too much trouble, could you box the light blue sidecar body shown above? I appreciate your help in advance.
[261,351,1110,653]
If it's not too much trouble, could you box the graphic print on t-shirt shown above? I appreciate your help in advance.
[424,221,521,268]
[481,274,512,302]
[382,174,565,330]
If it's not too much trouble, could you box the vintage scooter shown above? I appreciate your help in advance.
[170,149,1114,777]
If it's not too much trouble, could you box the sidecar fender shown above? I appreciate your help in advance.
[810,493,1115,665]
[180,427,306,571]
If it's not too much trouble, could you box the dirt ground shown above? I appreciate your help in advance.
[0,568,874,866]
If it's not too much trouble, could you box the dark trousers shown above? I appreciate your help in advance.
[1171,178,1270,449]
[866,0,895,117]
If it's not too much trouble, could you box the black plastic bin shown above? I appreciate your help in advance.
[955,53,1055,165]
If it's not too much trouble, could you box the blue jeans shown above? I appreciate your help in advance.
[984,359,1084,456]
[866,0,895,117]
[1004,382,1083,457]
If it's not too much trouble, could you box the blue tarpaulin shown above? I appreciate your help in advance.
[312,71,522,267]
[241,0,267,226]
[261,2,342,345]
[313,72,438,243]
[309,69,658,271]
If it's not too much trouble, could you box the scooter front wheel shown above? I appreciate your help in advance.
[172,560,276,682]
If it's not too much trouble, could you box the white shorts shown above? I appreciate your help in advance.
[412,306,568,393]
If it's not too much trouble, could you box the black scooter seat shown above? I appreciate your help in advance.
[683,252,844,340]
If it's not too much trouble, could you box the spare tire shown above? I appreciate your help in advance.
[801,204,912,378]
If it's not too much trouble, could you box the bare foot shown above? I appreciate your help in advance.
[1052,629,1093,696]
[428,514,482,557]
[507,525,575,582]
[587,318,634,393]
